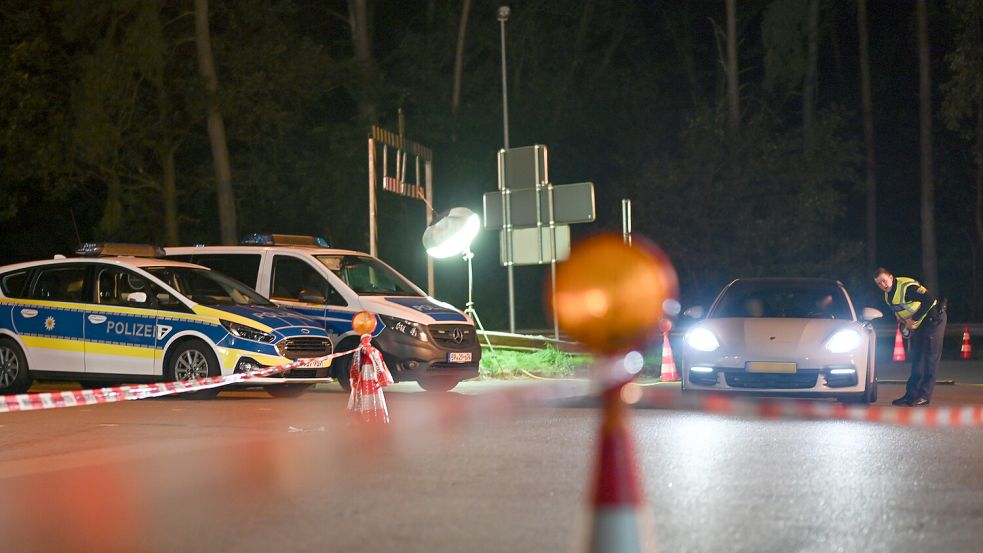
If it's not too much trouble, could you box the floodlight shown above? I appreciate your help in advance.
[422,207,481,258]
[422,207,494,352]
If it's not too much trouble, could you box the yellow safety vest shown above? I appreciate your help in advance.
[885,277,936,330]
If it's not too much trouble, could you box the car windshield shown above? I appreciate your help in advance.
[710,281,853,320]
[144,266,273,306]
[315,255,421,297]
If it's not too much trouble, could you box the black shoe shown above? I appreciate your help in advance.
[892,396,914,406]
[913,397,930,406]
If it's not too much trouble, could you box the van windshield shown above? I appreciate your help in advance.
[315,255,421,297]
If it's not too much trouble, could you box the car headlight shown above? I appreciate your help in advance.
[686,328,720,352]
[221,320,275,343]
[825,329,861,353]
[379,315,429,342]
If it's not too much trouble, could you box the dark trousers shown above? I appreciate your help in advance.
[906,310,947,400]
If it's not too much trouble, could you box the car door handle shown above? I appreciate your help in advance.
[87,314,107,324]
[20,309,38,318]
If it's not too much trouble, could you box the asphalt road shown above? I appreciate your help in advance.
[2,369,983,553]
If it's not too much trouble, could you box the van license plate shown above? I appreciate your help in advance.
[448,352,472,363]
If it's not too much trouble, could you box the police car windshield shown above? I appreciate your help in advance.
[315,255,421,297]
[144,266,273,307]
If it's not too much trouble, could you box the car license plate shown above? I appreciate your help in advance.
[448,352,472,363]
[746,362,796,373]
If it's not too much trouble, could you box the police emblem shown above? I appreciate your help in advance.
[44,316,56,331]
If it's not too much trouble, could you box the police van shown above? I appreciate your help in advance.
[166,234,481,391]
[0,243,333,398]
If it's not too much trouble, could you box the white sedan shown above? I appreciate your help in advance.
[681,278,883,403]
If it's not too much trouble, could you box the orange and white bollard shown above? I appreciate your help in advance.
[961,326,972,360]
[584,385,656,553]
[659,329,678,382]
[893,326,907,362]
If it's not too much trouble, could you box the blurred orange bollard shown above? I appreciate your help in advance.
[961,326,972,360]
[893,326,906,362]
[585,386,656,552]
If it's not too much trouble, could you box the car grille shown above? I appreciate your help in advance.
[724,370,819,389]
[429,325,478,349]
[276,337,333,360]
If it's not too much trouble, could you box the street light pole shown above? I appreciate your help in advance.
[498,5,516,334]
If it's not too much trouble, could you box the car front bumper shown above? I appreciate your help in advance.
[375,327,481,382]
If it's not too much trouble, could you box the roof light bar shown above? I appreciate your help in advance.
[76,243,166,258]
[239,234,330,248]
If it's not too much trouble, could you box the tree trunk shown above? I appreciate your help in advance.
[726,0,739,133]
[194,0,237,245]
[803,0,819,155]
[917,0,938,291]
[858,0,877,269]
[161,144,179,246]
[348,0,376,125]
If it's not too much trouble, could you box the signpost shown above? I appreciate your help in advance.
[483,145,596,337]
[368,122,435,295]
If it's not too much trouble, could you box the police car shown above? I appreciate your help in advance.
[0,243,333,399]
[166,234,481,392]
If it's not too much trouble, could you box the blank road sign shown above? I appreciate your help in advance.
[500,226,571,266]
[500,145,548,190]
[483,182,595,229]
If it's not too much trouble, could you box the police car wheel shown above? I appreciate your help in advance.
[418,376,459,392]
[264,384,311,398]
[0,338,32,394]
[167,341,221,399]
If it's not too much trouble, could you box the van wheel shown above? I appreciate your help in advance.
[167,341,221,399]
[333,338,361,392]
[418,376,459,392]
[0,338,32,394]
[264,384,311,398]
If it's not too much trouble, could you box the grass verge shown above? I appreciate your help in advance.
[479,346,593,380]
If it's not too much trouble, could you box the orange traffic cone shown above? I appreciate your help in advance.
[961,326,972,360]
[659,331,678,382]
[585,386,655,552]
[347,335,394,424]
[893,326,906,362]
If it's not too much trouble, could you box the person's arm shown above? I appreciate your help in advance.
[903,285,937,322]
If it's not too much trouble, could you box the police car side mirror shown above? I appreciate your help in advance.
[861,307,883,321]
[126,291,148,304]
[683,306,704,319]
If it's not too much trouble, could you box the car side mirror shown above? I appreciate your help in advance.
[861,307,883,321]
[298,291,327,304]
[126,291,148,304]
[683,306,704,319]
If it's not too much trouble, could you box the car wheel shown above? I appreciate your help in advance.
[264,384,312,398]
[418,376,459,392]
[167,340,221,399]
[332,338,360,392]
[0,338,32,394]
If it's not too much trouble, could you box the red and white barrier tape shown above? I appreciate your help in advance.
[0,347,359,414]
[631,386,983,428]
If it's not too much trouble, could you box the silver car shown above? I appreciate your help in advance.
[681,278,883,403]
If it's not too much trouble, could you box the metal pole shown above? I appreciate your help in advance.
[622,198,632,245]
[498,5,515,334]
[424,159,435,296]
[368,137,377,256]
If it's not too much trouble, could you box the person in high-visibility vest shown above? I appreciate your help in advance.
[873,267,947,406]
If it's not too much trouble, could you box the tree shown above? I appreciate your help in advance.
[726,0,740,133]
[195,0,237,245]
[857,0,878,270]
[917,0,938,292]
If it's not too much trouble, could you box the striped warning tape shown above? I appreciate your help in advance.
[0,347,359,414]
[629,386,983,428]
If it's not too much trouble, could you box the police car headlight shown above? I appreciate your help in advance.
[221,320,275,343]
[825,329,861,353]
[379,315,428,342]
